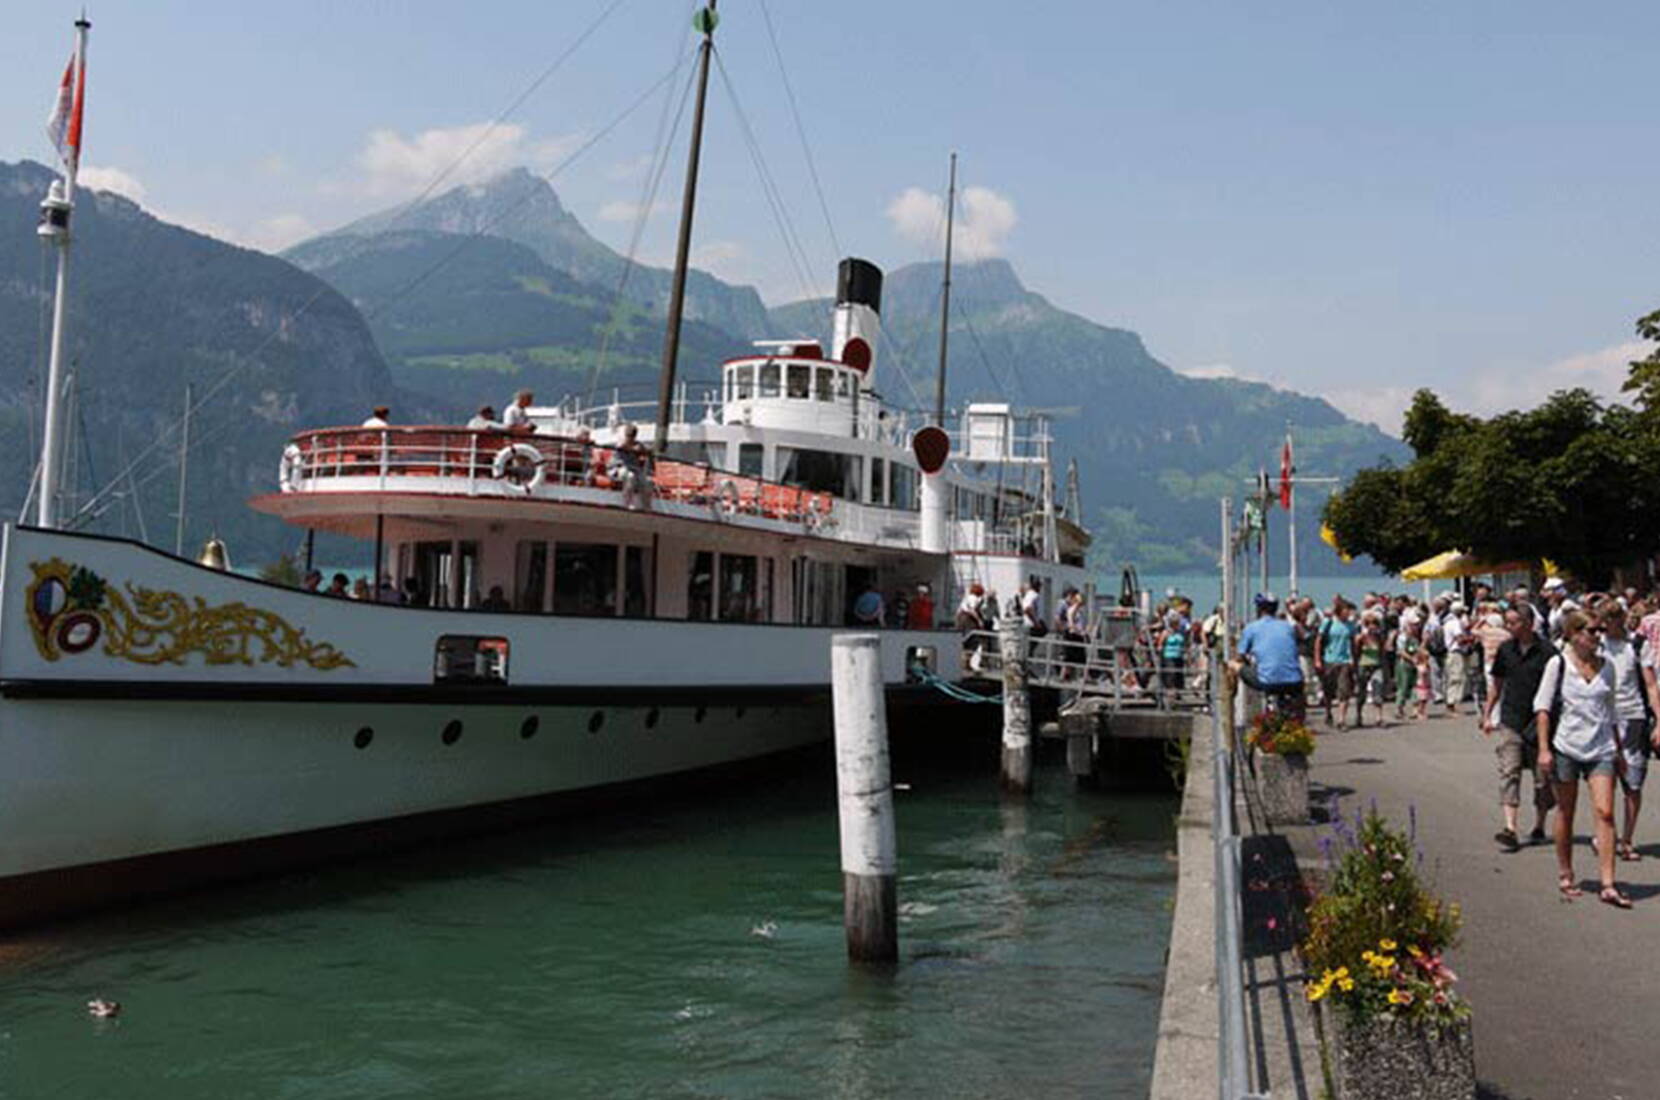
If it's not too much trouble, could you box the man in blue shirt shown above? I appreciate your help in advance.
[1235,593,1304,717]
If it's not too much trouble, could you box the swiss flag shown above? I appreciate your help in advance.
[1278,436,1293,510]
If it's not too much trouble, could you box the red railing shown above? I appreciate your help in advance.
[284,426,835,525]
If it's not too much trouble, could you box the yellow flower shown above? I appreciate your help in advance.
[1333,966,1350,979]
[1307,983,1329,1002]
[1407,945,1424,959]
[1379,939,1398,951]
[1387,989,1413,1005]
[1337,978,1355,992]
[1361,950,1375,963]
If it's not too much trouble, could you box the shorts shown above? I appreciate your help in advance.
[1322,664,1354,703]
[1496,727,1554,810]
[1551,753,1618,784]
[1617,718,1650,792]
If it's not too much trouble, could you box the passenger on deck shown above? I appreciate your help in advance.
[907,583,935,629]
[349,577,370,600]
[361,406,390,428]
[301,570,322,593]
[608,423,652,509]
[326,572,350,597]
[853,583,885,626]
[502,390,534,433]
[467,405,501,430]
[1021,579,1047,637]
[563,428,594,484]
[1233,593,1304,718]
[481,585,510,611]
[978,587,1000,627]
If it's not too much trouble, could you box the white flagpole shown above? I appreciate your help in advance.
[1287,429,1299,600]
[37,15,89,529]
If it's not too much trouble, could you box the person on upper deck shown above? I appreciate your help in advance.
[361,406,390,428]
[907,583,935,630]
[467,405,501,430]
[502,390,534,433]
[608,423,652,509]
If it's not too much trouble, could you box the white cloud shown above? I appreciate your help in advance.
[1179,362,1258,382]
[607,153,654,181]
[242,213,318,253]
[596,198,669,223]
[345,121,580,199]
[1324,386,1419,435]
[78,164,147,203]
[1463,340,1651,415]
[691,240,744,278]
[886,184,1017,260]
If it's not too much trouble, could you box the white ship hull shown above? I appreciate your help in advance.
[0,526,959,926]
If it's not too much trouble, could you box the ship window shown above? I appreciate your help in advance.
[624,545,651,618]
[759,362,781,397]
[814,367,835,402]
[787,363,810,399]
[720,554,760,622]
[515,540,548,611]
[892,464,919,511]
[870,457,886,505]
[553,543,618,616]
[738,443,763,478]
[836,371,852,398]
[733,364,754,400]
[688,550,715,621]
[434,635,509,684]
[778,446,862,502]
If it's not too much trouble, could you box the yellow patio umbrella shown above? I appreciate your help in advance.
[1400,550,1533,581]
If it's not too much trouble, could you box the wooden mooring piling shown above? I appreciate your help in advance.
[830,633,898,964]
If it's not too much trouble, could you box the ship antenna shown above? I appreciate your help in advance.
[36,13,91,528]
[933,152,957,427]
[653,2,718,454]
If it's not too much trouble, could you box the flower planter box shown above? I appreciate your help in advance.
[1257,750,1309,825]
[1329,1009,1475,1100]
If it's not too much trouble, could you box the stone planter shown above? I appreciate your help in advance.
[1256,750,1309,825]
[1329,1009,1475,1100]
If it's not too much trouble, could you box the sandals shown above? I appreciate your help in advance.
[1558,874,1583,899]
[1599,886,1634,909]
[1618,841,1642,862]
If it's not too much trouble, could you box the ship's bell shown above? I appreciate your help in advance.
[197,536,231,571]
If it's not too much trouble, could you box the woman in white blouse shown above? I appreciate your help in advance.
[1535,610,1629,908]
[1598,604,1659,862]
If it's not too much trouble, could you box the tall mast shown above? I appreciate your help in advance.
[933,152,957,427]
[36,14,91,528]
[653,2,718,454]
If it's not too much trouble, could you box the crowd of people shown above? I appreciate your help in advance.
[1234,579,1660,909]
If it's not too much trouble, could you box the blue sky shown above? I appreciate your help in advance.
[3,0,1656,434]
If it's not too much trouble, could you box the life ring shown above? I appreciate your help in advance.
[712,478,742,519]
[278,443,305,493]
[492,443,546,491]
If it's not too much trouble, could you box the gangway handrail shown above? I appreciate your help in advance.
[1213,660,1267,1100]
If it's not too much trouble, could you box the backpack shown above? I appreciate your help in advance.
[1426,621,1447,657]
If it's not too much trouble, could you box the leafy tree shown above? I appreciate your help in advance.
[1325,358,1660,588]
[1620,309,1660,412]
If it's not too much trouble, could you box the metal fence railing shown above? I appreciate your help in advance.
[961,627,1212,709]
[1213,667,1268,1100]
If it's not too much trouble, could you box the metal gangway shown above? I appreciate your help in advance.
[961,615,1213,711]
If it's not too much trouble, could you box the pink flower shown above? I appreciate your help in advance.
[1381,871,1395,882]
[1266,917,1279,931]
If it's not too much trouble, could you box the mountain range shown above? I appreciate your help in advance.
[0,158,1407,572]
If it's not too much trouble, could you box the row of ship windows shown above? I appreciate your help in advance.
[349,705,751,749]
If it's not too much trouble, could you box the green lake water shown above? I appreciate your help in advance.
[0,748,1176,1099]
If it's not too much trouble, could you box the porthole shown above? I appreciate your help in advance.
[354,726,373,750]
[520,715,540,740]
[588,710,606,734]
[645,707,660,730]
[694,705,707,724]
[442,719,463,746]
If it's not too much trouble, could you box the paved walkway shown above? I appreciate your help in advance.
[1273,710,1660,1100]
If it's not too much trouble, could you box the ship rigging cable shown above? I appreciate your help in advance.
[712,48,821,308]
[68,49,692,532]
[756,0,841,260]
[588,46,700,403]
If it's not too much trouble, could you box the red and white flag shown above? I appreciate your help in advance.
[45,52,86,172]
[1278,434,1293,510]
